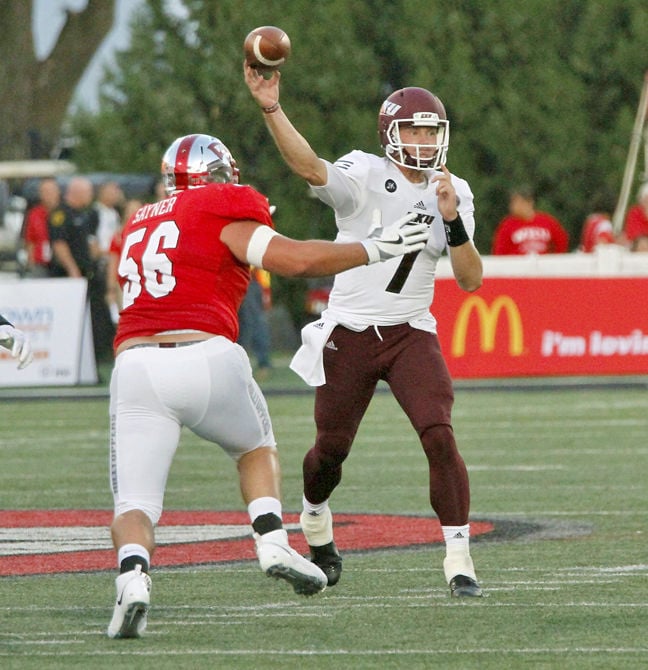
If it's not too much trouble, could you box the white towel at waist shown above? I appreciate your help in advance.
[289,311,437,387]
[289,318,337,386]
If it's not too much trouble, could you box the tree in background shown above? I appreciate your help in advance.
[70,0,383,324]
[395,0,647,250]
[0,0,116,160]
[65,0,648,321]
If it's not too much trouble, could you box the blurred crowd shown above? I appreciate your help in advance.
[20,176,148,364]
[491,182,648,256]
[1,175,647,366]
[1,174,273,372]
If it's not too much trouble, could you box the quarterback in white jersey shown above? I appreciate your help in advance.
[246,67,483,598]
[315,149,475,328]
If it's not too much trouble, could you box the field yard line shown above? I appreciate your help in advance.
[2,647,648,657]
[468,465,565,471]
[470,509,648,519]
[243,599,648,608]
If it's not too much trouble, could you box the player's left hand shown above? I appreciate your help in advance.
[0,324,34,369]
[431,165,458,221]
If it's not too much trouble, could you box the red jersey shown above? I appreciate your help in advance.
[579,213,614,252]
[109,228,123,258]
[114,183,273,351]
[23,204,51,265]
[623,204,648,242]
[492,211,569,255]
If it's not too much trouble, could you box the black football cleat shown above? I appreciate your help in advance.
[449,574,483,598]
[309,541,343,586]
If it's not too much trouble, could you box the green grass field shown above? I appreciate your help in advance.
[0,372,647,669]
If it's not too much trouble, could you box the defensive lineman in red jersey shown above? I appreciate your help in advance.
[106,133,428,638]
[245,64,484,597]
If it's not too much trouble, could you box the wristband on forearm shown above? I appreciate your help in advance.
[443,213,470,247]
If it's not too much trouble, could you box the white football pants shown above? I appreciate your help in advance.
[109,336,276,523]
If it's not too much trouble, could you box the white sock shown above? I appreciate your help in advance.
[442,524,476,582]
[117,543,150,569]
[247,496,282,524]
[302,495,329,516]
[442,524,470,551]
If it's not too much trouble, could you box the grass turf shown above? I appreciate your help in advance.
[0,381,647,669]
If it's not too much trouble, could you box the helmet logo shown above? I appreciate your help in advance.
[381,101,402,116]
[207,141,225,161]
[412,112,440,126]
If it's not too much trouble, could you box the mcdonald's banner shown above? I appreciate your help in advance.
[433,277,648,378]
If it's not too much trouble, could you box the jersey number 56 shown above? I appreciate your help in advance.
[119,220,180,309]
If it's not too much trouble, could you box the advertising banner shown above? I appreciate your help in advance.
[433,277,648,378]
[0,278,97,386]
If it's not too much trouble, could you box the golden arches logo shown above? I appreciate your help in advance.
[451,295,524,357]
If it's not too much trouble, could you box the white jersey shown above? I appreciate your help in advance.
[311,150,476,332]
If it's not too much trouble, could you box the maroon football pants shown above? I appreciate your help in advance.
[303,323,470,526]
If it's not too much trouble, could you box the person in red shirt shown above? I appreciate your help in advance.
[579,212,615,253]
[106,133,428,639]
[22,178,60,276]
[621,182,648,251]
[492,186,569,255]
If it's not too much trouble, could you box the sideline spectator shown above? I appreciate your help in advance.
[49,177,99,279]
[579,212,615,253]
[106,198,143,323]
[238,266,273,379]
[49,177,115,363]
[492,186,569,255]
[620,182,648,250]
[95,181,125,256]
[22,178,60,277]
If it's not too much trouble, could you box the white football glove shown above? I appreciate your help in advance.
[0,324,34,369]
[361,210,429,264]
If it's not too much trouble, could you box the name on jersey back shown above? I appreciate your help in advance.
[133,196,178,224]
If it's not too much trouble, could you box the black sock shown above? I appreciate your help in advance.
[120,555,150,574]
[252,512,283,535]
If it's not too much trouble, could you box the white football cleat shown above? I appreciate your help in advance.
[255,529,327,596]
[107,564,152,639]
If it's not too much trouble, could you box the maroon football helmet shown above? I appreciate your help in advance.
[378,87,449,170]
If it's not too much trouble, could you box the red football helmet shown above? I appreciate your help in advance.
[161,134,240,194]
[378,87,449,170]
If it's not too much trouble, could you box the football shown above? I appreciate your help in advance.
[243,26,291,72]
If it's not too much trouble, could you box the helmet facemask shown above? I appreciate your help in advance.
[378,87,450,171]
[386,113,449,171]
